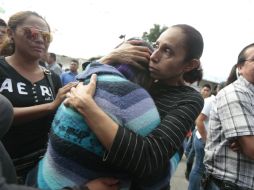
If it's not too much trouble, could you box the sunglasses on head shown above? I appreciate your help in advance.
[22,26,52,43]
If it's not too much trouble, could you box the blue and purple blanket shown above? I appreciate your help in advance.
[37,62,161,189]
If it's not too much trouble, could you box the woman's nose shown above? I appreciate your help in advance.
[150,49,160,63]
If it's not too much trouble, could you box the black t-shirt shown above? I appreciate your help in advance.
[0,57,62,159]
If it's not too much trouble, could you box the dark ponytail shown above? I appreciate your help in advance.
[183,66,203,84]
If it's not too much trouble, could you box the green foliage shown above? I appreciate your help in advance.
[142,24,168,43]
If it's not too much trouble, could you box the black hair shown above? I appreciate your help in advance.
[184,66,203,84]
[173,24,204,61]
[202,83,212,90]
[237,43,254,65]
[111,37,154,90]
[226,64,238,85]
[226,43,254,85]
[82,61,91,70]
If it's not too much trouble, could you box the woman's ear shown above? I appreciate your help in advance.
[184,59,200,72]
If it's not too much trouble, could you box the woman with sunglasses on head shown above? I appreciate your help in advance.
[64,24,204,189]
[0,11,77,183]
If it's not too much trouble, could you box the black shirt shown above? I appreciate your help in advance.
[0,57,62,159]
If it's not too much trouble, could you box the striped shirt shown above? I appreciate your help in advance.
[103,82,204,187]
[204,76,254,189]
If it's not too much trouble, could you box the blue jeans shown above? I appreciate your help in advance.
[185,131,195,164]
[188,135,205,190]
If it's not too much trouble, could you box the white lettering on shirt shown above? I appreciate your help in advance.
[0,78,13,93]
[41,86,51,96]
[17,82,28,95]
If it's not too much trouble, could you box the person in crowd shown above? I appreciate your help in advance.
[0,10,77,183]
[0,18,7,46]
[0,18,11,56]
[61,59,79,85]
[200,83,212,98]
[184,127,196,181]
[184,127,195,180]
[188,81,226,189]
[204,43,254,190]
[34,39,159,190]
[64,24,204,189]
[0,94,119,190]
[46,52,62,76]
[188,84,218,189]
[184,83,211,180]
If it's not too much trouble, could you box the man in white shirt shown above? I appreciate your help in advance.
[188,94,215,190]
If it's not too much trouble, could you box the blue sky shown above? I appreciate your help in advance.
[1,0,254,82]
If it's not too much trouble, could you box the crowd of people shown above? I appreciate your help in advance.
[0,10,253,190]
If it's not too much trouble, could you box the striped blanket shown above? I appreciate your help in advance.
[37,62,161,190]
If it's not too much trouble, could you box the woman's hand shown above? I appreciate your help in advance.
[12,82,79,124]
[50,82,78,111]
[64,74,118,150]
[99,40,152,70]
[64,74,97,115]
[85,177,119,190]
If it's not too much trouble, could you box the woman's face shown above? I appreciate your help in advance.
[10,15,51,60]
[149,27,189,85]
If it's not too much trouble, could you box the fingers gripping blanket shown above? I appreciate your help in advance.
[37,62,161,189]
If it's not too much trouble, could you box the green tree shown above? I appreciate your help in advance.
[142,24,168,43]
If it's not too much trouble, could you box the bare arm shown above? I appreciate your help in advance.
[64,75,118,150]
[12,82,77,125]
[99,40,151,70]
[238,136,254,159]
[64,76,204,179]
[218,90,254,159]
[195,113,207,141]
